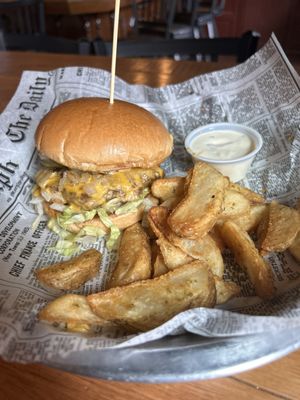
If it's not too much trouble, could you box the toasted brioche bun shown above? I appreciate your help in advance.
[35,97,173,172]
[43,202,145,233]
[67,206,145,234]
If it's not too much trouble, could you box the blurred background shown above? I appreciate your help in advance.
[0,0,299,62]
[45,0,300,55]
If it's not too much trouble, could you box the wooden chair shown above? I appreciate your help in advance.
[0,0,46,35]
[130,0,226,40]
[196,0,225,38]
[0,31,91,54]
[92,31,260,63]
[130,0,196,39]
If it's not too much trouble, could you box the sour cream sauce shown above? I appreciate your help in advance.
[189,130,254,161]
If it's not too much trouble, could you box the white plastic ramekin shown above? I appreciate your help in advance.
[184,122,263,182]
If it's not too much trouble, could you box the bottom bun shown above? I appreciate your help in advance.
[67,205,145,234]
[43,201,145,233]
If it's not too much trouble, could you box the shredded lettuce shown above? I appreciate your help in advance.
[35,169,58,189]
[103,198,122,213]
[47,218,72,239]
[115,198,144,215]
[114,188,149,215]
[97,208,121,250]
[97,208,114,227]
[30,196,44,231]
[106,225,121,250]
[76,225,106,238]
[47,190,150,254]
[49,202,66,212]
[57,209,96,229]
[49,239,79,257]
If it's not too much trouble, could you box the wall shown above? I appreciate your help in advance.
[216,0,300,56]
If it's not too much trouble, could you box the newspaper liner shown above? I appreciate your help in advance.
[0,34,300,363]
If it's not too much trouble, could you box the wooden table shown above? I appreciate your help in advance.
[0,51,300,400]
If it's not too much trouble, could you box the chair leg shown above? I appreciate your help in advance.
[197,25,206,38]
[0,31,5,50]
[207,18,218,38]
[82,16,92,40]
[95,15,102,38]
[193,26,200,39]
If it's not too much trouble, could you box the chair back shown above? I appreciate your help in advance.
[132,0,191,39]
[174,0,226,38]
[93,31,260,63]
[0,0,45,35]
[0,31,91,54]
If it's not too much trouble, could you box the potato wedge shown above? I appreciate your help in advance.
[107,223,151,289]
[169,234,224,277]
[219,220,275,299]
[230,204,268,233]
[214,277,241,305]
[153,251,169,277]
[229,182,265,204]
[160,196,182,210]
[168,161,228,239]
[156,236,194,269]
[87,261,216,332]
[149,205,223,276]
[35,249,101,290]
[38,294,108,333]
[210,226,226,253]
[289,232,300,262]
[286,201,300,262]
[220,190,250,219]
[257,202,300,255]
[151,177,185,201]
[148,206,168,239]
[148,206,194,269]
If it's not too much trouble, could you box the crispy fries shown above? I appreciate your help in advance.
[289,232,300,262]
[106,223,151,289]
[220,189,250,219]
[37,160,300,335]
[218,220,275,299]
[257,202,300,255]
[229,203,268,233]
[209,226,226,253]
[149,205,224,277]
[87,261,216,332]
[151,177,185,201]
[170,234,224,277]
[229,182,265,204]
[168,161,228,239]
[160,196,182,210]
[148,206,194,269]
[156,236,194,269]
[153,251,169,277]
[38,294,109,333]
[214,277,241,305]
[35,249,101,290]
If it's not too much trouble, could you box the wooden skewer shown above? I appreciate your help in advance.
[109,0,121,104]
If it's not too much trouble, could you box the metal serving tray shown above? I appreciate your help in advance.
[46,328,300,382]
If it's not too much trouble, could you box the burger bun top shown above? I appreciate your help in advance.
[35,97,173,172]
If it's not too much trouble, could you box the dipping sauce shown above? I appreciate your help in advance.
[184,122,263,182]
[189,130,254,161]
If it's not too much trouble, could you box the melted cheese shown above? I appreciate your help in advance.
[36,167,163,211]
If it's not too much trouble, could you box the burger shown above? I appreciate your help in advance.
[32,97,173,254]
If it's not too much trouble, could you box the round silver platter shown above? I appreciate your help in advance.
[46,327,300,382]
